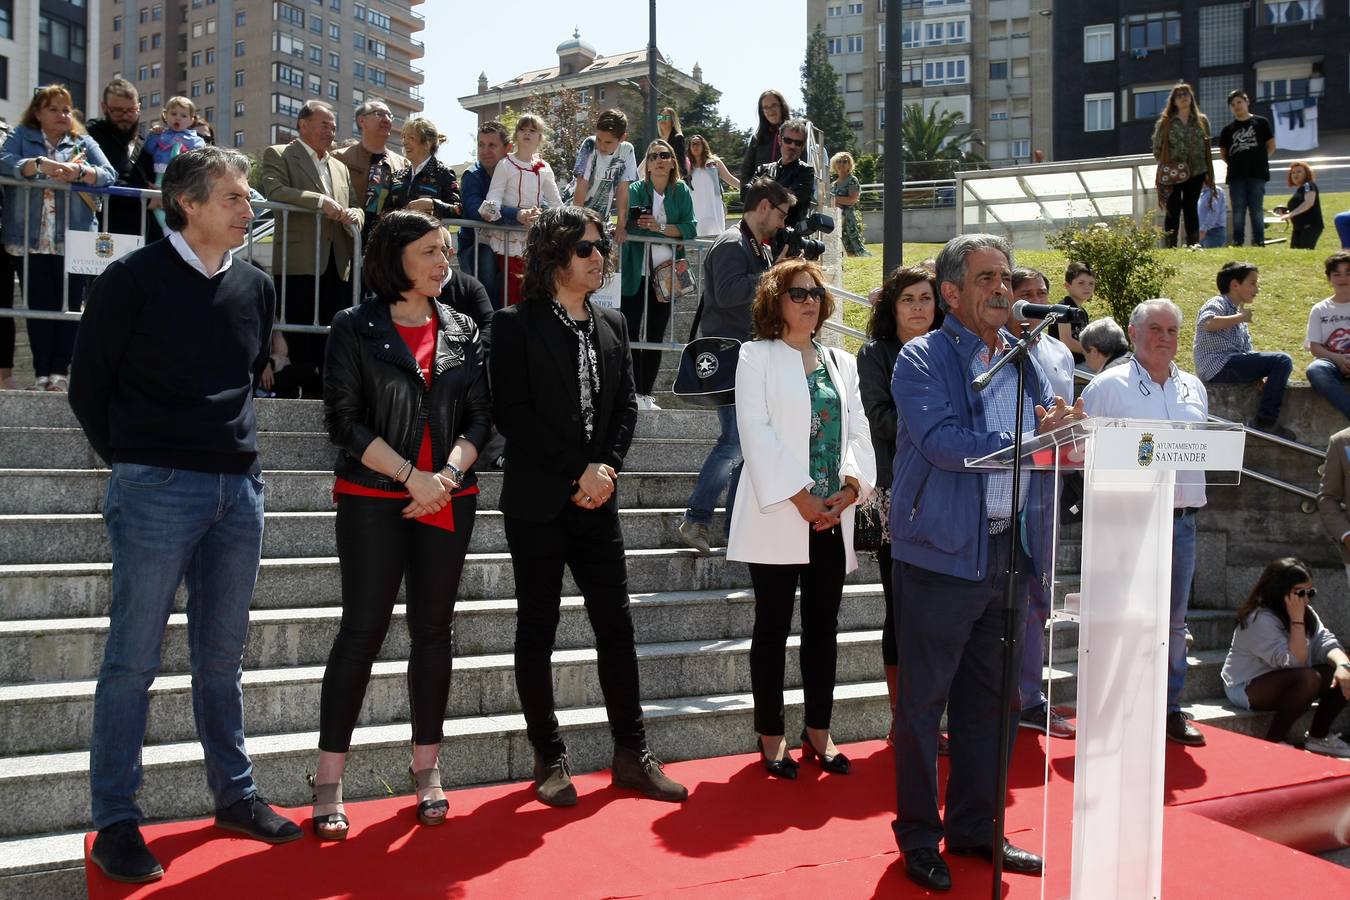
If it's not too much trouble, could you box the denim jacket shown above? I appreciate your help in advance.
[889,315,1057,583]
[0,126,117,249]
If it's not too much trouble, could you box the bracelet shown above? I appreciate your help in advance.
[393,459,412,484]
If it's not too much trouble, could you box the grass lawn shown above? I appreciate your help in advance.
[840,191,1349,376]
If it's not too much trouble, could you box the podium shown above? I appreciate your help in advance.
[967,416,1246,900]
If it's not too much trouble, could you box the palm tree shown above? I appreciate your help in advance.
[901,101,984,181]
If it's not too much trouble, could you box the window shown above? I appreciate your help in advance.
[847,2,864,12]
[1,1,17,40]
[205,16,214,33]
[901,21,921,48]
[307,73,319,94]
[352,88,364,106]
[309,45,322,63]
[275,32,304,56]
[989,60,1007,80]
[329,23,340,40]
[1199,4,1243,67]
[1084,92,1114,131]
[137,65,147,80]
[327,80,338,100]
[827,3,842,14]
[354,2,365,20]
[205,77,215,94]
[203,107,213,123]
[191,20,202,37]
[1011,139,1030,158]
[235,40,246,57]
[234,70,244,87]
[1262,0,1323,25]
[272,92,305,119]
[205,47,215,63]
[139,6,148,23]
[40,14,87,64]
[845,72,863,93]
[368,67,385,86]
[923,56,967,86]
[990,103,1008,121]
[367,9,389,29]
[353,31,364,50]
[274,1,304,25]
[328,50,340,69]
[233,131,244,148]
[330,0,340,9]
[152,4,161,20]
[113,15,120,31]
[1198,74,1244,120]
[1132,86,1171,120]
[113,43,121,60]
[310,15,322,33]
[827,37,842,54]
[847,34,864,53]
[152,32,161,49]
[598,87,605,101]
[367,38,385,58]
[924,16,968,46]
[149,90,160,107]
[190,80,201,97]
[138,35,146,52]
[1083,24,1113,63]
[1122,12,1180,53]
[273,62,304,88]
[235,100,245,117]
[235,10,244,25]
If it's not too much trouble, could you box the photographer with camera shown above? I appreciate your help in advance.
[754,118,817,227]
[677,177,796,555]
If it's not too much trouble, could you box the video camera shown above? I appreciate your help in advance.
[771,212,835,261]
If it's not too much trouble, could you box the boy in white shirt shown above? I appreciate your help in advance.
[1306,250,1350,420]
[572,108,636,244]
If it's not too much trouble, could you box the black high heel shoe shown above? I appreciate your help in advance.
[800,729,851,774]
[756,735,799,780]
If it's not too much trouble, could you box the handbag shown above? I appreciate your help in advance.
[652,257,695,304]
[1155,128,1190,210]
[853,486,889,552]
[673,295,738,407]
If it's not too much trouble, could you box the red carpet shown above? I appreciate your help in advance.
[87,726,1350,899]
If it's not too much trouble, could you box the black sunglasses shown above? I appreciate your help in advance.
[574,238,612,259]
[1293,588,1317,600]
[781,136,805,147]
[785,286,827,303]
[647,151,673,160]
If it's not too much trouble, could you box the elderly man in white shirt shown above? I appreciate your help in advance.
[1080,298,1210,746]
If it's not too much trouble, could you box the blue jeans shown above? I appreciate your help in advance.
[685,403,741,536]
[459,238,502,310]
[1206,351,1292,424]
[1228,178,1267,247]
[1335,212,1350,249]
[1308,358,1350,420]
[90,464,265,829]
[1019,574,1050,712]
[1200,228,1227,249]
[1168,512,1197,714]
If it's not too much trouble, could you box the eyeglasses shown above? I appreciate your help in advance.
[785,286,828,304]
[647,151,673,160]
[657,114,671,122]
[781,136,805,147]
[574,238,612,259]
[106,104,140,117]
[1293,588,1317,600]
[772,204,790,219]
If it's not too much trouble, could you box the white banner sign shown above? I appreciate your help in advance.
[589,268,621,310]
[1092,425,1245,472]
[64,231,144,277]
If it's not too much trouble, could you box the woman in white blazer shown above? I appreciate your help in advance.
[727,258,876,779]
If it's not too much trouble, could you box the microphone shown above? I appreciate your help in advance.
[1012,300,1088,326]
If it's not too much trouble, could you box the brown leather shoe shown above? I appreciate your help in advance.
[611,746,688,802]
[532,751,577,807]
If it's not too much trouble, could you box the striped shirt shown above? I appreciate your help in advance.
[1193,294,1251,381]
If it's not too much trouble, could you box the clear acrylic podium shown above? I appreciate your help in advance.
[967,417,1245,900]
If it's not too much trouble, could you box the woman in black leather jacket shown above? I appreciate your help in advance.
[387,116,461,219]
[855,265,940,745]
[310,210,491,840]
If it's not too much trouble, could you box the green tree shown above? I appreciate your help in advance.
[1047,218,1178,332]
[801,25,855,156]
[679,82,752,164]
[521,87,597,177]
[901,101,983,181]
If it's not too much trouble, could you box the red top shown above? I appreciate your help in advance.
[333,317,477,531]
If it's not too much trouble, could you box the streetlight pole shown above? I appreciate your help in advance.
[646,0,658,144]
[883,0,904,272]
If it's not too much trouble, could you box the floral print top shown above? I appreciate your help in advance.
[807,345,842,499]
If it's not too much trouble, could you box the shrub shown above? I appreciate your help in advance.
[1046,217,1178,332]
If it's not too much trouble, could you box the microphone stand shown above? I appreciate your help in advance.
[970,312,1060,899]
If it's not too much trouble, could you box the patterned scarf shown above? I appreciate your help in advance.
[550,298,600,444]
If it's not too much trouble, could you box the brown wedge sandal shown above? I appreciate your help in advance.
[410,766,448,826]
[307,774,349,840]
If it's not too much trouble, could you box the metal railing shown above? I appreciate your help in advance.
[0,177,361,334]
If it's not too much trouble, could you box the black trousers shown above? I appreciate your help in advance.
[1164,172,1207,245]
[0,250,16,369]
[748,526,847,736]
[17,253,86,378]
[318,493,476,753]
[1290,221,1324,250]
[620,280,672,397]
[505,502,645,760]
[280,256,349,398]
[891,531,1028,852]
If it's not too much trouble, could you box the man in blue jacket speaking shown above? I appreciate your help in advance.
[888,233,1084,892]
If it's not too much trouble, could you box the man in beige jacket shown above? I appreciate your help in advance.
[334,99,407,244]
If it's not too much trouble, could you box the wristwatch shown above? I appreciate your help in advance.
[443,463,464,486]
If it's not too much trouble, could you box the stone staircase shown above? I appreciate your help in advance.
[2,380,1347,896]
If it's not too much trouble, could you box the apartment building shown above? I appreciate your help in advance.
[0,1,94,126]
[459,30,710,142]
[808,0,1054,167]
[1054,1,1349,161]
[99,0,424,156]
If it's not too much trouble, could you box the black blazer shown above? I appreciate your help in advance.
[856,336,901,490]
[490,299,637,522]
[323,299,492,491]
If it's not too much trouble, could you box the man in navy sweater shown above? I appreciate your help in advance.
[69,147,301,884]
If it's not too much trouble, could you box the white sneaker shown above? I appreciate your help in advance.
[635,395,651,410]
[1303,732,1350,759]
[646,396,662,410]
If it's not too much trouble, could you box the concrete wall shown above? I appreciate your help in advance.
[861,206,958,245]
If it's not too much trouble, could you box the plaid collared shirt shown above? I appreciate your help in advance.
[1193,294,1252,381]
[969,334,1035,520]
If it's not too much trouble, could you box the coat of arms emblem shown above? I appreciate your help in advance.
[1137,432,1155,467]
[94,233,115,258]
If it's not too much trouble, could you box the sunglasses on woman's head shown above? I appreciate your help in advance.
[785,286,828,303]
[1294,588,1317,599]
[574,238,612,259]
[657,114,671,122]
[647,151,673,160]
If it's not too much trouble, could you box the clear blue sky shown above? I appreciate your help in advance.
[421,2,809,164]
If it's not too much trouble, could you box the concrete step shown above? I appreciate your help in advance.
[0,429,719,473]
[0,583,888,684]
[0,394,723,440]
[0,626,889,755]
[0,680,894,839]
[0,508,727,565]
[0,468,703,515]
[0,550,886,619]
